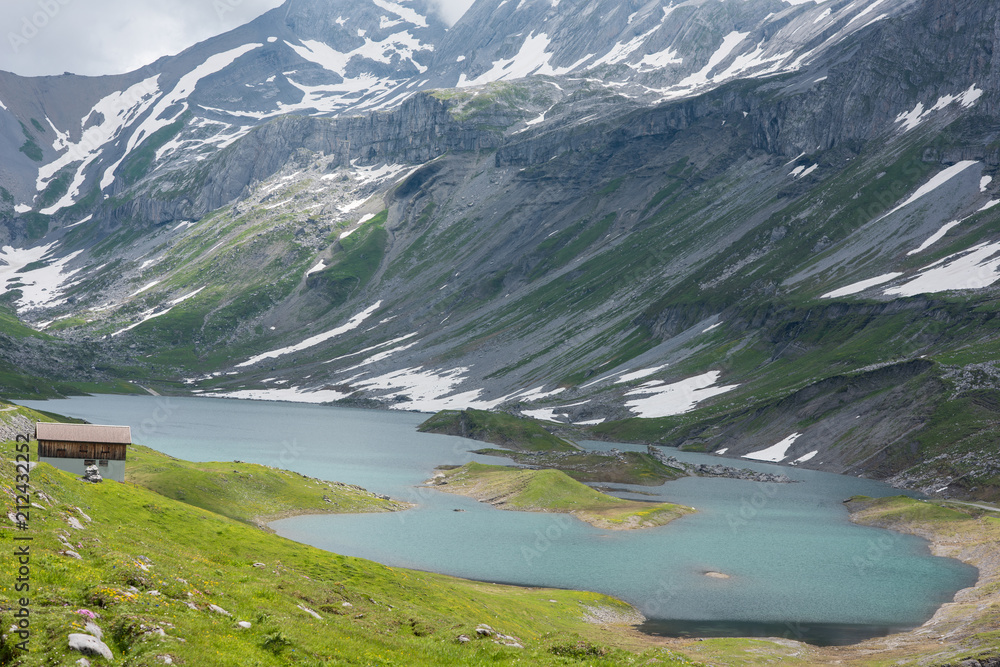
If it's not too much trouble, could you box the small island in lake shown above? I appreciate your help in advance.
[428,462,694,530]
[420,409,688,485]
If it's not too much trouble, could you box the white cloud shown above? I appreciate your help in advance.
[429,0,475,25]
[0,0,477,77]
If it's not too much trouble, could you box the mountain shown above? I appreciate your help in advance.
[1,0,999,499]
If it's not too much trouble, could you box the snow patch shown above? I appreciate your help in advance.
[743,433,801,462]
[907,220,962,256]
[130,280,161,297]
[792,450,818,464]
[457,33,589,87]
[169,287,205,305]
[617,365,668,384]
[210,386,352,404]
[0,244,85,310]
[38,76,161,212]
[981,176,993,193]
[371,0,428,27]
[521,408,566,422]
[885,241,1000,297]
[513,385,567,402]
[674,31,749,89]
[65,214,93,229]
[895,85,983,132]
[822,272,902,298]
[325,333,419,364]
[877,161,979,221]
[236,302,382,367]
[306,260,326,276]
[351,366,504,412]
[624,371,739,419]
[104,44,263,190]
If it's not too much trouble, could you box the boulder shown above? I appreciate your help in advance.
[68,633,113,660]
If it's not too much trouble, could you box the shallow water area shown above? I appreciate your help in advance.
[23,395,978,646]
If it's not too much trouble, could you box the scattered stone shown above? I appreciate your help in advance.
[157,655,174,664]
[297,604,323,620]
[237,621,252,629]
[185,602,199,611]
[148,590,161,596]
[341,602,353,608]
[648,447,793,483]
[208,604,231,616]
[66,516,85,530]
[74,507,93,522]
[704,571,731,579]
[61,550,82,559]
[475,626,493,637]
[68,633,113,660]
[252,562,266,568]
[457,634,471,643]
[76,659,91,667]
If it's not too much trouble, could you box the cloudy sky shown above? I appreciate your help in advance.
[0,0,474,77]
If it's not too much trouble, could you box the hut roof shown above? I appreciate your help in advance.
[36,422,132,445]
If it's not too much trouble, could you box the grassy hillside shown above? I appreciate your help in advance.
[125,445,407,528]
[419,409,578,452]
[0,438,700,666]
[430,462,693,530]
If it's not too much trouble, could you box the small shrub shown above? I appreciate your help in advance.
[550,641,609,658]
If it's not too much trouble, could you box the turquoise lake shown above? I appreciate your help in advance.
[22,395,978,646]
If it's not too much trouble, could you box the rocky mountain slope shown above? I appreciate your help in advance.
[1,0,999,499]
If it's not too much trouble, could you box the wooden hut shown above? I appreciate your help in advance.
[36,422,131,482]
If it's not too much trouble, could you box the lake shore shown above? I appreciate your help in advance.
[826,496,1000,664]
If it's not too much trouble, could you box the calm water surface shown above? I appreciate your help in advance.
[23,395,978,645]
